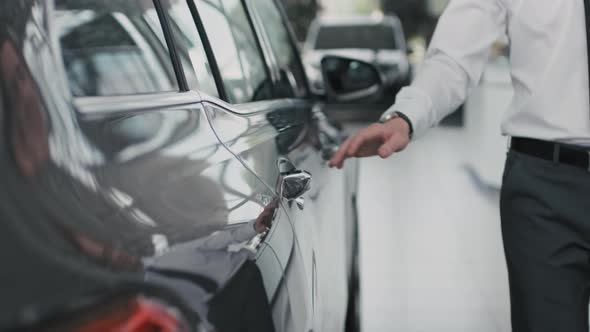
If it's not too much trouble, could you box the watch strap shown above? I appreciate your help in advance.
[380,111,414,139]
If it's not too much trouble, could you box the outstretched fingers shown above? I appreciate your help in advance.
[348,126,379,157]
[329,137,353,169]
[347,133,367,157]
[329,124,396,168]
[378,135,405,159]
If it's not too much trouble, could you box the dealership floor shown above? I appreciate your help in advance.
[353,124,511,332]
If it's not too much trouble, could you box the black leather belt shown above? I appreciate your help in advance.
[511,137,590,171]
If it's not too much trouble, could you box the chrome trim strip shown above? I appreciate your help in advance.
[199,92,310,115]
[74,91,203,117]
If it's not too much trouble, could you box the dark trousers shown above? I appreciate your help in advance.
[501,151,590,332]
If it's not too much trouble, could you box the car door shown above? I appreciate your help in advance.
[246,1,359,331]
[51,1,292,331]
[184,0,314,331]
[154,0,302,331]
[191,0,357,331]
[251,0,366,331]
[244,2,333,330]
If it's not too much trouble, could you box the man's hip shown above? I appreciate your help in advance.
[500,143,590,332]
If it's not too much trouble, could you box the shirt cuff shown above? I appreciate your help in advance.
[382,86,434,139]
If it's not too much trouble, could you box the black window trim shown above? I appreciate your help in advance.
[268,0,312,97]
[186,0,228,101]
[152,0,189,92]
[242,0,312,100]
[240,0,278,90]
[188,0,277,105]
[243,0,281,86]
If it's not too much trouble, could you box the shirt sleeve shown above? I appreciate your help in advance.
[383,0,508,138]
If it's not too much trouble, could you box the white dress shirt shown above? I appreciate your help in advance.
[385,0,590,147]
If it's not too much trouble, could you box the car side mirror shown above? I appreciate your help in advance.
[320,56,383,103]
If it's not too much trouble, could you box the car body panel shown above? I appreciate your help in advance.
[203,94,357,332]
[222,1,361,329]
[202,96,313,331]
[0,0,361,331]
[0,2,290,331]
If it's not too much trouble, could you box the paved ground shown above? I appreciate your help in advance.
[353,124,511,332]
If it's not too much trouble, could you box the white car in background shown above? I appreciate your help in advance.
[304,15,412,113]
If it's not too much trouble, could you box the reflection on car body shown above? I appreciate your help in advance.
[0,0,378,331]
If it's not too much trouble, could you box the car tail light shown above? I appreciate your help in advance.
[72,296,187,332]
[34,295,190,332]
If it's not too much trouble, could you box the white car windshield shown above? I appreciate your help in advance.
[315,24,399,50]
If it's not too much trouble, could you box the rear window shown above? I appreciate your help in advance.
[55,1,179,97]
[314,24,398,50]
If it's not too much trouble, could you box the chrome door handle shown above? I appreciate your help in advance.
[277,157,312,210]
[281,170,312,201]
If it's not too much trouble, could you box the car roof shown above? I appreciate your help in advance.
[313,14,401,28]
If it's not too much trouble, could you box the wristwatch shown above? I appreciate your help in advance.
[379,111,414,139]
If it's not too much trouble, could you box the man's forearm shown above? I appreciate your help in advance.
[383,0,507,139]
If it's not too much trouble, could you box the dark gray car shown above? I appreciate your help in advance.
[0,0,383,331]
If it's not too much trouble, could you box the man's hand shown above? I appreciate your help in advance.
[328,118,411,169]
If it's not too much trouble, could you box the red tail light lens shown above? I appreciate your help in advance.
[71,296,188,332]
[32,295,190,332]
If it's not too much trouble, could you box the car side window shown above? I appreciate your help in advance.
[54,0,178,97]
[250,0,308,99]
[160,0,219,98]
[194,0,272,104]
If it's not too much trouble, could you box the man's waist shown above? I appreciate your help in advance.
[501,103,590,148]
[510,137,590,171]
[502,122,590,148]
